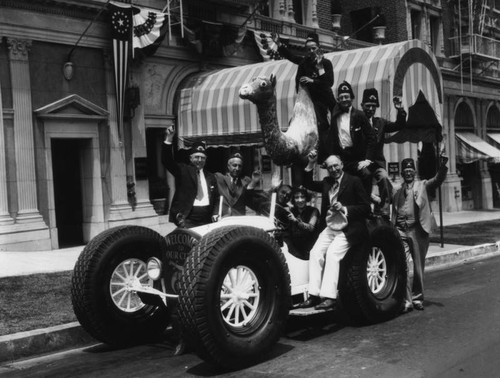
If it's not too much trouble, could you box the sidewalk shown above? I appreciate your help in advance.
[1,210,500,364]
[2,210,500,278]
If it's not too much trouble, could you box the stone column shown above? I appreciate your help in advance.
[0,48,14,225]
[311,0,319,28]
[7,38,44,224]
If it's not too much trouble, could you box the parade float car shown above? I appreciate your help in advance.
[71,194,407,370]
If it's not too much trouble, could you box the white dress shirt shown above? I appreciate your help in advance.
[193,169,209,206]
[338,107,353,148]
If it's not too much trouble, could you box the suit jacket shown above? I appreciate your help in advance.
[214,173,253,216]
[326,105,377,166]
[304,171,371,245]
[371,111,406,169]
[278,45,335,105]
[392,165,448,234]
[162,144,219,225]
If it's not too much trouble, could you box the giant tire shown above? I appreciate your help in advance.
[339,221,407,324]
[177,225,291,369]
[71,225,170,346]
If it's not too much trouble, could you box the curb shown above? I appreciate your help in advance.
[426,241,500,271]
[0,322,95,364]
[1,242,499,365]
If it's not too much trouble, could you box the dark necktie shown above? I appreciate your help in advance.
[331,180,339,203]
[196,171,203,200]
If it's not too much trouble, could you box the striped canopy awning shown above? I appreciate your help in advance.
[488,133,500,149]
[456,132,500,164]
[177,39,443,149]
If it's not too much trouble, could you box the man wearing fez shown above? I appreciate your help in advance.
[393,156,448,312]
[162,127,219,228]
[215,152,260,217]
[361,88,407,218]
[271,31,335,163]
[299,154,371,310]
[325,81,377,195]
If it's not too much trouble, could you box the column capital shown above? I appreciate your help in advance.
[7,38,32,61]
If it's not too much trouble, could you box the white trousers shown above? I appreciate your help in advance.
[308,227,351,299]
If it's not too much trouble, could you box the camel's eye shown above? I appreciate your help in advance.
[260,81,267,87]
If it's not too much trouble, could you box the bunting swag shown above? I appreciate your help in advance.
[132,7,168,58]
[253,30,282,61]
[109,2,134,141]
[385,90,443,144]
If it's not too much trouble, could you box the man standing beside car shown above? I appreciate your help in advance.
[393,156,448,312]
[299,153,371,310]
[162,127,219,228]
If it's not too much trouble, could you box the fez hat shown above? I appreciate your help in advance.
[362,88,380,107]
[338,81,355,99]
[401,158,416,171]
[291,185,311,203]
[305,32,320,46]
[228,152,243,161]
[189,141,207,156]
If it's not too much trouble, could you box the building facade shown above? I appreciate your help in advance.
[2,0,498,251]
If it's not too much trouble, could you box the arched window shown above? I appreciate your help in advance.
[455,102,474,131]
[486,106,500,130]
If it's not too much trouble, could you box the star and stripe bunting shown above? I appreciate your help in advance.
[108,1,167,140]
[109,2,133,141]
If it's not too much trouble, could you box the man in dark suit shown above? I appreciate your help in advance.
[214,152,259,217]
[272,31,335,163]
[299,154,371,310]
[361,88,407,218]
[325,81,377,196]
[162,127,219,228]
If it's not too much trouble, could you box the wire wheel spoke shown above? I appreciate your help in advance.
[220,265,260,328]
[367,247,387,294]
[110,258,149,313]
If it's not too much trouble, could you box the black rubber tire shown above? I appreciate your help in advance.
[338,221,407,324]
[71,225,170,346]
[177,225,291,369]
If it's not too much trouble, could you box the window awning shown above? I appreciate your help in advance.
[177,39,443,149]
[456,132,500,164]
[488,132,500,149]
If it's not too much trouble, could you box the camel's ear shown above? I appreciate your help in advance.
[270,74,276,88]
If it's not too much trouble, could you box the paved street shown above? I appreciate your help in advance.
[2,254,500,377]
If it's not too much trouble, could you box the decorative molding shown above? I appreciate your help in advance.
[0,0,102,21]
[6,38,32,61]
[34,94,109,119]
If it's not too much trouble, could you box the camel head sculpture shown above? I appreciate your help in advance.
[239,75,318,166]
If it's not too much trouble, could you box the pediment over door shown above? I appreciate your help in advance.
[34,94,109,120]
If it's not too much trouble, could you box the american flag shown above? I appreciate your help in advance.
[108,2,134,141]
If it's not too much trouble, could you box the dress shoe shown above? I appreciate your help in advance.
[413,301,424,311]
[401,304,413,314]
[314,298,336,310]
[296,295,320,309]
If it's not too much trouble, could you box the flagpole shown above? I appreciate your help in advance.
[67,0,111,62]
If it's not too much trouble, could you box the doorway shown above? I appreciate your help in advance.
[51,138,84,247]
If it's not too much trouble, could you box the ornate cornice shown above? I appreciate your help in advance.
[0,0,104,21]
[7,38,32,61]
